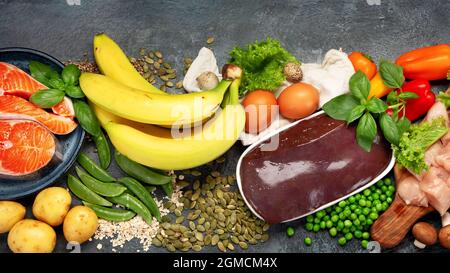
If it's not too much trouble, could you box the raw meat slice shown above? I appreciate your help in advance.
[424,141,443,167]
[425,102,448,124]
[435,144,450,173]
[0,119,55,176]
[420,166,450,215]
[398,175,428,207]
[0,95,77,135]
[51,97,75,118]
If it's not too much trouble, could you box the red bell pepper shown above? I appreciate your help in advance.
[387,79,435,121]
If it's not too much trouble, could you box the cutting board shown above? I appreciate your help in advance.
[370,165,435,248]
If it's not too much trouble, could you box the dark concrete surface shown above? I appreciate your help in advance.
[0,0,449,253]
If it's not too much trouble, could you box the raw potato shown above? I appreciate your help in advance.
[0,201,26,233]
[7,219,56,253]
[63,206,98,244]
[32,187,72,226]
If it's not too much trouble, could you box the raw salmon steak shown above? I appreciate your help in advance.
[0,95,77,135]
[0,62,75,118]
[0,120,56,176]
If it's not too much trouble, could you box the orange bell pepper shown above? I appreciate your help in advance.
[368,72,392,99]
[396,44,450,81]
[348,52,377,80]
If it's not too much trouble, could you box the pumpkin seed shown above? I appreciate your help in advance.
[206,37,215,44]
[227,243,235,251]
[195,232,204,241]
[155,51,163,59]
[152,238,162,247]
[163,63,171,69]
[160,75,169,81]
[154,62,160,69]
[191,170,202,176]
[176,216,184,224]
[192,245,202,252]
[139,48,146,56]
[144,57,154,64]
[217,241,226,252]
[176,81,183,89]
[166,244,176,252]
[211,171,220,177]
[239,241,248,250]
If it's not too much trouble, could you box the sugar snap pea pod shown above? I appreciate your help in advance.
[145,186,157,193]
[83,202,136,222]
[118,177,161,221]
[114,151,172,185]
[77,152,115,182]
[107,193,153,225]
[161,182,173,198]
[67,174,112,207]
[75,167,126,197]
[94,130,111,169]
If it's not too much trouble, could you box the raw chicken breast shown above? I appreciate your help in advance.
[435,144,450,173]
[398,175,428,207]
[420,166,450,215]
[424,141,444,167]
[425,102,448,124]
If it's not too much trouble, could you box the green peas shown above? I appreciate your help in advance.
[344,220,352,228]
[366,200,372,207]
[326,207,333,213]
[114,151,172,185]
[375,204,383,212]
[118,177,161,221]
[338,201,347,208]
[363,208,371,215]
[354,208,362,215]
[304,237,312,246]
[320,221,326,229]
[381,185,388,192]
[337,222,344,231]
[331,215,339,223]
[375,189,382,195]
[359,199,366,207]
[323,215,330,221]
[314,217,321,224]
[354,230,362,239]
[386,197,393,204]
[361,240,369,249]
[388,185,395,192]
[339,213,346,220]
[384,178,392,185]
[316,210,326,219]
[83,202,136,222]
[362,232,370,239]
[366,219,373,226]
[372,193,379,200]
[344,209,351,217]
[329,228,337,237]
[349,196,356,203]
[286,226,295,237]
[350,213,357,220]
[355,194,361,200]
[305,223,314,231]
[108,193,153,225]
[363,189,371,196]
[338,237,347,246]
[313,224,320,232]
[345,233,353,241]
[369,212,378,220]
[67,175,112,207]
[77,152,115,182]
[342,228,350,234]
[326,220,333,229]
[353,219,361,226]
[93,130,111,169]
[306,215,314,223]
[350,204,357,211]
[75,167,126,197]
[335,207,342,213]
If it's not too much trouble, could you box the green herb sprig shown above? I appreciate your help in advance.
[29,61,84,108]
[323,61,413,152]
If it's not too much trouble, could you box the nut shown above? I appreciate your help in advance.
[196,71,219,91]
[439,225,450,249]
[222,64,242,80]
[283,62,303,83]
[412,222,437,247]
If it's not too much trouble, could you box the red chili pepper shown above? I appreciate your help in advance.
[387,79,436,121]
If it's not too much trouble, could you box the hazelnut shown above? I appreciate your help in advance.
[283,62,303,83]
[222,64,242,80]
[439,225,450,249]
[412,222,437,248]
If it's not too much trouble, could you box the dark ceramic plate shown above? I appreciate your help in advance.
[0,47,84,200]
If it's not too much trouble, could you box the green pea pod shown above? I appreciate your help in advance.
[145,186,157,193]
[29,89,65,108]
[67,174,112,207]
[83,202,136,222]
[65,85,85,99]
[77,152,115,182]
[75,167,126,197]
[73,99,101,137]
[62,64,81,86]
[114,151,172,185]
[161,182,173,198]
[94,130,111,169]
[118,177,161,221]
[107,193,153,225]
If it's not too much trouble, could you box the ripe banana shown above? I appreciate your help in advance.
[93,33,165,95]
[80,73,231,126]
[91,79,245,170]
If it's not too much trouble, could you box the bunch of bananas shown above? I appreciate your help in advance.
[79,34,245,170]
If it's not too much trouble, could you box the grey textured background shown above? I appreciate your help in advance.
[0,0,449,253]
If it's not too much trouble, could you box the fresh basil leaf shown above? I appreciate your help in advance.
[398,92,419,100]
[73,99,101,137]
[379,113,400,145]
[29,61,59,81]
[349,71,371,100]
[386,91,398,105]
[62,64,81,86]
[379,60,404,89]
[397,116,411,136]
[366,97,388,113]
[323,94,360,121]
[65,85,85,98]
[29,89,65,108]
[356,112,377,152]
[346,105,366,124]
[48,78,65,90]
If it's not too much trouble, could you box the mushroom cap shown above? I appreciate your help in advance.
[439,225,450,249]
[412,222,438,246]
